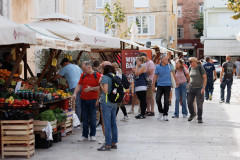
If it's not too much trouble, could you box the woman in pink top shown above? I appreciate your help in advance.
[172,60,190,118]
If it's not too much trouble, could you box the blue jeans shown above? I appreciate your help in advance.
[220,78,233,103]
[70,88,81,122]
[81,99,96,138]
[174,82,188,116]
[101,104,118,146]
[205,78,214,100]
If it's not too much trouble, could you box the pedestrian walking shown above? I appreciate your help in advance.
[203,57,217,101]
[152,54,178,121]
[172,59,189,118]
[139,52,156,116]
[187,57,207,123]
[52,58,82,122]
[72,61,101,141]
[234,58,240,79]
[97,65,118,151]
[133,56,148,119]
[220,55,236,104]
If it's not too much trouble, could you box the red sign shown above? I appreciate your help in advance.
[121,50,139,104]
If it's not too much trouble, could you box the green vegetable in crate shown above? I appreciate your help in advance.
[40,110,56,121]
[53,108,67,123]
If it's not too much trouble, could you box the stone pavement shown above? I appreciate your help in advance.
[28,79,240,160]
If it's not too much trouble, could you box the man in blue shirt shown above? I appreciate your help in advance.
[152,55,178,121]
[203,57,217,101]
[52,58,83,121]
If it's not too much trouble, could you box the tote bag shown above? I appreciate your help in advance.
[168,64,176,88]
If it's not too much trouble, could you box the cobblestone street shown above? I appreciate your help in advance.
[30,79,240,160]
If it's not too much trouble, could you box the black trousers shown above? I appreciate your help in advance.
[116,105,127,116]
[156,86,171,116]
[136,91,147,116]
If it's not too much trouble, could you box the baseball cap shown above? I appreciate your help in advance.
[189,57,198,62]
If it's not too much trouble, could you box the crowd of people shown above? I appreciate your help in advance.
[53,52,237,151]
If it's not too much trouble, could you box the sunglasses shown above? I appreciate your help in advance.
[190,61,192,63]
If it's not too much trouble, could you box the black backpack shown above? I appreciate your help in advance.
[121,73,130,89]
[106,73,124,103]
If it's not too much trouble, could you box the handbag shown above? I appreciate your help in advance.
[169,64,176,88]
[144,73,152,88]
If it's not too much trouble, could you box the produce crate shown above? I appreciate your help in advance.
[61,118,73,136]
[33,120,57,132]
[1,119,35,159]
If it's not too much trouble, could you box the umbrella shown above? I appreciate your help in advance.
[236,32,240,42]
[130,22,138,42]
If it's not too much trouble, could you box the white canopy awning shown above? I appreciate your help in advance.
[0,16,36,45]
[29,13,120,49]
[204,39,240,56]
[25,25,90,51]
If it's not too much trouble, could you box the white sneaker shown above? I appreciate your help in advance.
[78,136,88,142]
[157,113,163,120]
[96,125,102,131]
[90,136,96,141]
[98,139,105,144]
[183,115,187,118]
[163,115,169,121]
[120,116,129,121]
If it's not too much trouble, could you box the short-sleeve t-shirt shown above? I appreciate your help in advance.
[78,72,101,100]
[189,66,206,89]
[175,67,189,84]
[100,74,117,107]
[58,64,82,90]
[145,60,155,81]
[222,62,236,79]
[155,64,173,87]
[203,63,215,78]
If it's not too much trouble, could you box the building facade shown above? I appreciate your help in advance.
[202,0,240,64]
[84,0,177,48]
[0,0,84,24]
[177,0,204,59]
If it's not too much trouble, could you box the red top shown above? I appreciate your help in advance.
[78,72,101,100]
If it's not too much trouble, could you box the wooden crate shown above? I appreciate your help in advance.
[61,119,73,136]
[1,119,35,159]
[33,120,57,132]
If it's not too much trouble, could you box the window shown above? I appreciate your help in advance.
[177,26,184,39]
[199,4,204,14]
[96,15,113,35]
[96,0,110,9]
[128,15,155,35]
[177,6,182,18]
[134,0,149,8]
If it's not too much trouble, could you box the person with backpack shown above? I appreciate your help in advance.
[172,59,190,118]
[187,57,207,123]
[220,55,236,104]
[112,62,130,121]
[203,57,217,101]
[72,61,101,142]
[133,56,148,119]
[97,65,118,151]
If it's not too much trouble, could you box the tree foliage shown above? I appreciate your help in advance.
[103,0,125,36]
[227,0,240,19]
[191,13,203,38]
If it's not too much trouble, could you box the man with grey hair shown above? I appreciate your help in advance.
[152,54,178,121]
[72,61,101,142]
[220,55,236,104]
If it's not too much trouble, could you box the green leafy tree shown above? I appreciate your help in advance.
[103,0,125,37]
[191,13,203,38]
[227,0,240,19]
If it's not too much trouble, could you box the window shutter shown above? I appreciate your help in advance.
[128,16,136,28]
[148,15,155,35]
[104,0,110,6]
[96,0,103,8]
[96,15,105,33]
[134,0,149,8]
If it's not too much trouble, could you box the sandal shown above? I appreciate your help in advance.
[148,112,155,116]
